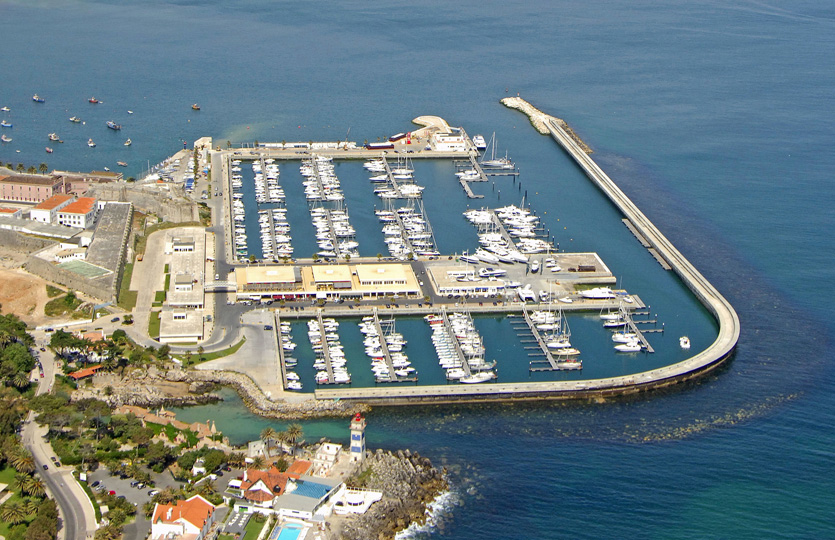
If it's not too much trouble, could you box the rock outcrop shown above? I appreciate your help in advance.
[338,450,449,540]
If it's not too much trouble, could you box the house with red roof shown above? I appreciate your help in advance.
[56,196,98,229]
[151,494,216,540]
[68,364,103,381]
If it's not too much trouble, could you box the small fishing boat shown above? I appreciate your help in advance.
[0,135,11,143]
[69,116,81,123]
[106,121,121,130]
[127,110,133,114]
[48,133,59,141]
[679,336,691,349]
[32,94,45,103]
[191,103,200,110]
[472,134,487,150]
[0,106,9,112]
[117,161,127,167]
[87,138,96,147]
[88,97,99,104]
[0,121,11,128]
[124,138,132,146]
[45,147,53,153]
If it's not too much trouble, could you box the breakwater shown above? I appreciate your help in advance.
[501,96,593,153]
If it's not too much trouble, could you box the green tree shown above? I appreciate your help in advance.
[260,427,276,458]
[10,449,35,474]
[11,372,30,389]
[39,163,48,174]
[285,423,303,454]
[250,455,265,470]
[16,163,24,172]
[0,500,27,524]
[27,166,36,174]
[23,476,46,498]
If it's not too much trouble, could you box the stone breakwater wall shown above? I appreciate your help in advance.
[501,96,593,153]
[164,368,370,419]
[339,449,448,540]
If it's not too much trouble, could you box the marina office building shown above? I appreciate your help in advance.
[235,262,421,301]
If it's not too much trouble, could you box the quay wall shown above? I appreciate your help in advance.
[88,184,199,223]
[316,102,739,404]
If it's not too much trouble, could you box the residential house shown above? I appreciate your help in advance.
[150,495,216,540]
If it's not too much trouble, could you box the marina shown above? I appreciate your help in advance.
[519,307,583,372]
[360,311,417,383]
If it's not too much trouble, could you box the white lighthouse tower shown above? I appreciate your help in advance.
[349,413,366,462]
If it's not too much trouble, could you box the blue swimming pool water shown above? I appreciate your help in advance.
[276,524,303,540]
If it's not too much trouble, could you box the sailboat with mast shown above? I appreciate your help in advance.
[479,132,514,169]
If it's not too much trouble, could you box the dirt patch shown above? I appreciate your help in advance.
[0,267,53,326]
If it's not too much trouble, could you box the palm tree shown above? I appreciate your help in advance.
[22,497,39,515]
[94,523,122,540]
[27,166,36,174]
[12,372,30,389]
[23,476,45,498]
[39,162,48,174]
[227,452,246,468]
[275,430,290,455]
[0,501,26,524]
[101,356,116,372]
[285,424,303,455]
[250,456,265,470]
[11,450,35,474]
[12,473,31,494]
[196,480,216,497]
[16,163,24,172]
[260,427,277,458]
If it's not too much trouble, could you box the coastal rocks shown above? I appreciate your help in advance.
[160,367,370,420]
[337,450,449,540]
[501,96,593,154]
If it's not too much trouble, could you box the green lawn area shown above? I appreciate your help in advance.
[44,293,83,317]
[163,274,171,292]
[243,517,268,540]
[153,291,166,306]
[117,262,138,311]
[0,466,31,538]
[176,337,246,366]
[46,284,64,298]
[164,263,169,273]
[148,311,161,339]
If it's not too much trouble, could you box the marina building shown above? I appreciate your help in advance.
[56,196,98,228]
[234,263,421,301]
[30,194,74,224]
[431,129,467,152]
[0,174,65,203]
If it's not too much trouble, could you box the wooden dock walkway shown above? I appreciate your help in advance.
[521,307,583,371]
[275,312,289,389]
[439,308,473,378]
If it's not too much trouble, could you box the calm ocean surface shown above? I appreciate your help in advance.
[3,0,834,537]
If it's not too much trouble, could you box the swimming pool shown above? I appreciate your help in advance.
[269,523,304,540]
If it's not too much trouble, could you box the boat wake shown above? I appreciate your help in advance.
[394,488,459,539]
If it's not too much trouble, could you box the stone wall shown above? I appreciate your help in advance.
[24,254,115,301]
[0,229,54,253]
[88,184,198,223]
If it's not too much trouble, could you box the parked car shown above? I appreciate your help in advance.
[108,490,116,496]
[91,480,100,487]
[148,489,159,497]
[42,464,48,470]
[110,317,120,323]
[39,347,46,352]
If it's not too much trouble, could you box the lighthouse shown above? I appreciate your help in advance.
[349,413,366,462]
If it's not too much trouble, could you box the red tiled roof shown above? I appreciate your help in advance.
[0,207,20,214]
[60,197,96,215]
[240,467,289,501]
[152,495,215,530]
[0,174,57,186]
[68,364,103,380]
[285,460,312,478]
[33,194,73,211]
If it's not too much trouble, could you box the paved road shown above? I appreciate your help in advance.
[24,331,96,540]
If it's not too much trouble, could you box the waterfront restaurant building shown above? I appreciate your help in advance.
[235,263,421,301]
[0,174,65,203]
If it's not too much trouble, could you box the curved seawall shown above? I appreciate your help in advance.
[315,100,739,405]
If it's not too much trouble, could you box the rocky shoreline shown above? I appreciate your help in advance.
[501,96,593,153]
[76,366,370,420]
[338,449,449,540]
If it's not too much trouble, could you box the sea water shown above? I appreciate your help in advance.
[3,0,835,537]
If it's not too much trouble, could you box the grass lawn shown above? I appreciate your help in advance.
[163,274,170,292]
[243,517,268,540]
[0,466,31,538]
[46,284,64,298]
[177,337,246,366]
[117,262,138,311]
[149,311,161,339]
[164,263,169,273]
[153,291,166,305]
[45,293,83,317]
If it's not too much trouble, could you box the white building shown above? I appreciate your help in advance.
[150,495,216,540]
[56,196,97,228]
[30,194,73,224]
[431,128,467,152]
[313,442,342,476]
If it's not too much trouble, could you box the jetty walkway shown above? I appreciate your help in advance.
[315,100,739,404]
